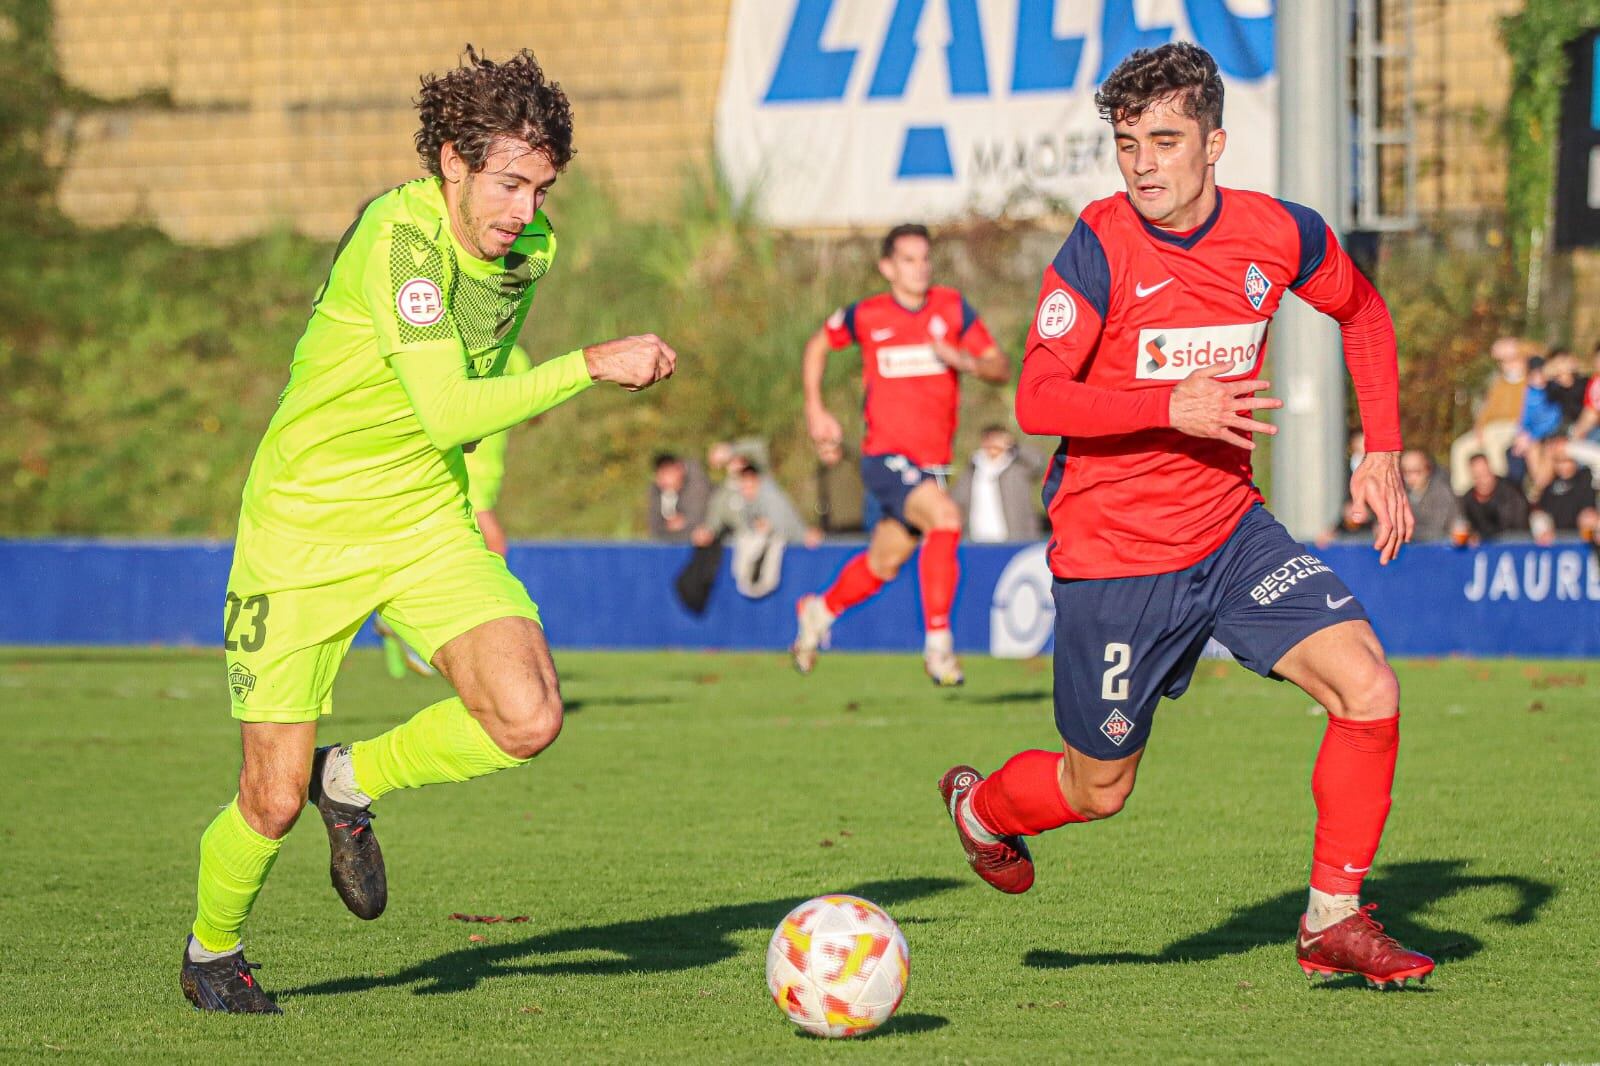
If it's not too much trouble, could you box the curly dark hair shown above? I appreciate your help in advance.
[1094,42,1223,133]
[414,45,575,178]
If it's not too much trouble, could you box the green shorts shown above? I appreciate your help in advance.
[222,513,541,723]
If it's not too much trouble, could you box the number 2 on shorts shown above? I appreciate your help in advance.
[1101,642,1131,702]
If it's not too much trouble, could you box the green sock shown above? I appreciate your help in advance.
[350,697,529,800]
[192,799,282,954]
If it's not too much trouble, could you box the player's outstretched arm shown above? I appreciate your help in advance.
[1287,214,1410,562]
[391,335,674,452]
[1166,362,1283,450]
[801,327,842,448]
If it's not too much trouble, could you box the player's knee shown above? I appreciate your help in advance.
[1327,658,1400,721]
[477,686,564,760]
[925,499,962,532]
[1073,783,1131,821]
[237,768,308,839]
[866,555,902,581]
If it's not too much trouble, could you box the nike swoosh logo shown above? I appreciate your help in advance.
[1135,278,1174,298]
[1326,594,1354,610]
[1298,933,1323,950]
[870,328,895,341]
[1342,862,1370,874]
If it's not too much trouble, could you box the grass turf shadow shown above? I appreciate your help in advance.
[284,876,962,999]
[791,1012,950,1040]
[1023,858,1554,972]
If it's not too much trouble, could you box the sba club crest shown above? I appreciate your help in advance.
[228,661,256,702]
[1100,709,1134,746]
[1244,263,1271,310]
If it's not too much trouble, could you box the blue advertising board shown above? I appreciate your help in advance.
[1,538,1595,658]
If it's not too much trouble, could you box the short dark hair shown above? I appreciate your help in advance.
[979,423,1010,438]
[1468,452,1491,466]
[415,45,576,178]
[881,223,931,259]
[1095,42,1224,134]
[653,452,681,471]
[739,462,763,477]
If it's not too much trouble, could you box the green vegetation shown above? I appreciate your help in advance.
[1502,0,1600,286]
[0,0,1533,537]
[0,166,1050,538]
[0,650,1594,1061]
[1375,230,1524,450]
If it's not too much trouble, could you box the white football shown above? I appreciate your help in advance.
[765,894,910,1038]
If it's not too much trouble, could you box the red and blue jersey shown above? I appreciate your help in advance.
[826,286,996,467]
[1018,188,1401,580]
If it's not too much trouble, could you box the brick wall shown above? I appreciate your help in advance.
[1383,0,1523,219]
[51,0,732,242]
[52,1,1530,243]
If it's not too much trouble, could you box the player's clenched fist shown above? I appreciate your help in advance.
[1167,362,1283,450]
[584,334,678,391]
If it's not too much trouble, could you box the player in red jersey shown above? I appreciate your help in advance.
[937,43,1434,988]
[793,224,1009,685]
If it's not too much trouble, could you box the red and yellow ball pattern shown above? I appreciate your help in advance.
[765,894,910,1038]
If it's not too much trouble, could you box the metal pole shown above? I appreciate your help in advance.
[1273,0,1349,540]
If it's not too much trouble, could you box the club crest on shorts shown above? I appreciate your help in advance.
[228,661,257,702]
[1244,263,1271,310]
[1100,709,1134,746]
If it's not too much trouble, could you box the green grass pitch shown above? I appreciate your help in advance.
[1,649,1596,1062]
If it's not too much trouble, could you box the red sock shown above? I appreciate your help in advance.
[821,553,885,616]
[970,750,1087,837]
[1310,713,1399,894]
[918,529,960,631]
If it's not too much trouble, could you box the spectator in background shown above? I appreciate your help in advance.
[812,438,866,534]
[1315,429,1373,546]
[952,425,1046,543]
[1568,345,1600,475]
[1507,355,1561,491]
[1400,450,1458,541]
[648,452,710,542]
[1458,452,1530,544]
[1344,427,1365,475]
[1530,437,1598,545]
[1544,348,1588,430]
[707,437,771,479]
[1449,336,1529,493]
[695,462,820,598]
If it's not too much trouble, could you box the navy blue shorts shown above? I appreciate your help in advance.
[1052,504,1367,760]
[860,454,948,532]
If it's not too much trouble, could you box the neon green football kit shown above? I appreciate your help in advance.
[226,181,578,721]
[194,178,592,955]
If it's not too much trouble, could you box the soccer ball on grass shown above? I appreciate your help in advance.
[765,893,909,1038]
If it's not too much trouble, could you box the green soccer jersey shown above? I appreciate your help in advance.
[241,177,579,542]
[464,344,532,511]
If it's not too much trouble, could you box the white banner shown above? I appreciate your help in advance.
[716,0,1278,228]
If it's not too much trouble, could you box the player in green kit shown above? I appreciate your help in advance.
[180,47,678,1013]
[376,344,530,678]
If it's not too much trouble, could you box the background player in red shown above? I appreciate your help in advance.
[937,43,1435,988]
[793,224,1008,685]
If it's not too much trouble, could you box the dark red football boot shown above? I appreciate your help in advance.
[1297,904,1435,988]
[937,765,1035,895]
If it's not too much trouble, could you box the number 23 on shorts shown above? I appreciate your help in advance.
[224,591,270,652]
